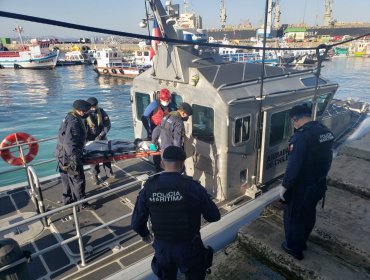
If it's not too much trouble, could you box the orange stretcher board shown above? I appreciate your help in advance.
[83,150,161,165]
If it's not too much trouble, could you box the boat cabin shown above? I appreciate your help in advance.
[131,44,337,201]
[95,48,124,67]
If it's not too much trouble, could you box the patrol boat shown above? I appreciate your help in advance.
[0,1,368,280]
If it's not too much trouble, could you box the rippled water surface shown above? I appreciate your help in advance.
[0,65,133,186]
[1,58,370,186]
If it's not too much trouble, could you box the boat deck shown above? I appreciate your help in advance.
[1,158,160,279]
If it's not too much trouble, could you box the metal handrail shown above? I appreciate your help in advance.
[0,136,57,151]
[0,177,144,272]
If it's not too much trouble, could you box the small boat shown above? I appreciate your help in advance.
[93,48,147,78]
[332,47,349,58]
[56,51,85,66]
[0,39,59,69]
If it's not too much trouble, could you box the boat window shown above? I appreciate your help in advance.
[300,93,331,117]
[135,92,151,120]
[144,51,149,56]
[106,53,109,58]
[269,110,292,147]
[192,104,214,143]
[234,116,250,145]
[171,94,183,107]
[301,77,327,87]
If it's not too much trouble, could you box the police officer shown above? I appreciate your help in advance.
[152,102,193,153]
[55,100,93,209]
[141,88,176,140]
[131,146,220,280]
[86,97,114,184]
[280,104,334,260]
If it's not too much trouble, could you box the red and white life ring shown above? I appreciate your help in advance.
[0,132,39,166]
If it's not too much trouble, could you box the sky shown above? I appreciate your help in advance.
[0,0,369,39]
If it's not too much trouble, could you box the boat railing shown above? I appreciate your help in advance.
[0,164,144,273]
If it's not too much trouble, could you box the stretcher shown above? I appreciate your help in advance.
[82,139,160,165]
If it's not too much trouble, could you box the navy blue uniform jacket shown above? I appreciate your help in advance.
[131,172,221,238]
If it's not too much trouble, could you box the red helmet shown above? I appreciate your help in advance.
[159,89,171,102]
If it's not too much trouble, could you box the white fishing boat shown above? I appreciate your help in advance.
[93,48,146,78]
[0,39,59,69]
[0,26,59,69]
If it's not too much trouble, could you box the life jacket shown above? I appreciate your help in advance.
[86,107,103,129]
[151,104,169,126]
[145,176,195,241]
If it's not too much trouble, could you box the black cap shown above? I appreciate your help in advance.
[289,104,312,119]
[87,97,98,106]
[73,100,91,112]
[179,102,193,116]
[162,146,186,162]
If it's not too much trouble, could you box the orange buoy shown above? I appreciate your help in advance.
[0,132,39,166]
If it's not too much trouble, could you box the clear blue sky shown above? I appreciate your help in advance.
[0,0,369,38]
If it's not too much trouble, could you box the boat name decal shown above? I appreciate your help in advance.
[266,148,289,170]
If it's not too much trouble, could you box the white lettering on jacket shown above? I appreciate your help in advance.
[149,191,183,202]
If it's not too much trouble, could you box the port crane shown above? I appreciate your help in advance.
[220,0,227,28]
[324,0,334,26]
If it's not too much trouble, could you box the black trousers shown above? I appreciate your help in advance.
[59,165,85,205]
[90,162,113,176]
[152,240,206,280]
[283,184,324,253]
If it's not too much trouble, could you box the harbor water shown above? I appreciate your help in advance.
[1,58,370,186]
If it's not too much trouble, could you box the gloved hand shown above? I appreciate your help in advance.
[142,233,154,244]
[95,133,105,140]
[279,186,287,201]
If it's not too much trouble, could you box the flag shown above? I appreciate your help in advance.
[150,19,161,60]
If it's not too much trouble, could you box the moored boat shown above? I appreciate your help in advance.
[56,50,85,66]
[0,39,59,69]
[93,48,147,78]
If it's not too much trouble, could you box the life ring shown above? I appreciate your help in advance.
[119,69,125,74]
[103,69,108,74]
[111,68,117,74]
[81,45,90,53]
[0,132,39,166]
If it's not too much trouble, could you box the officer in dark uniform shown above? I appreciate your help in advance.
[86,97,114,184]
[55,100,93,210]
[131,146,221,280]
[152,102,193,154]
[280,104,334,260]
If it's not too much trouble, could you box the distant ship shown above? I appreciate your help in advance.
[207,22,370,41]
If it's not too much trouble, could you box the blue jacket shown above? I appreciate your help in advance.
[131,172,220,239]
[55,112,87,166]
[283,121,334,191]
[152,111,185,152]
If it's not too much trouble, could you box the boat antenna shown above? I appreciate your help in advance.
[14,25,24,47]
[254,0,270,186]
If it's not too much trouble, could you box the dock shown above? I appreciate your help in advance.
[208,133,370,279]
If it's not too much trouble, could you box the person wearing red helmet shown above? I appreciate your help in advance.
[141,89,176,140]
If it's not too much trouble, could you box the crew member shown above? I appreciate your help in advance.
[141,88,176,140]
[55,100,93,210]
[131,146,220,280]
[86,97,114,184]
[152,102,193,153]
[280,104,334,260]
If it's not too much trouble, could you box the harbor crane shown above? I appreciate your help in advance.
[220,0,227,28]
[324,0,334,26]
